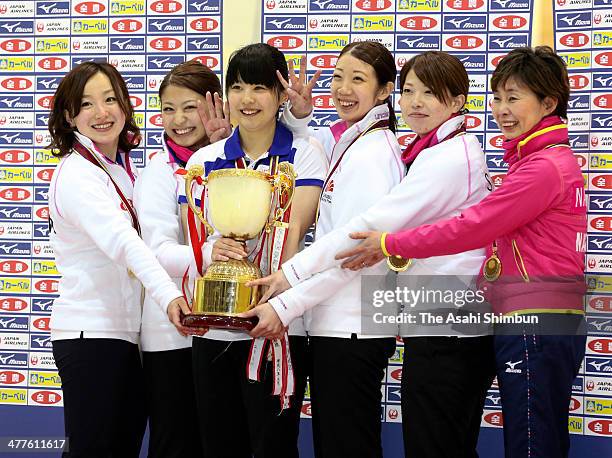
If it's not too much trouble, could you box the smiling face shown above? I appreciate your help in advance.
[491,76,557,140]
[227,77,285,134]
[399,69,465,136]
[330,53,392,126]
[161,84,208,150]
[65,72,126,158]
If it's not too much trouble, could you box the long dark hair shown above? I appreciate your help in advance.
[225,43,288,96]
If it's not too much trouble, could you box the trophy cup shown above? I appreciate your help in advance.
[182,163,296,331]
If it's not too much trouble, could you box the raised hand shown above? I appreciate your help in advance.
[277,56,322,119]
[198,91,231,144]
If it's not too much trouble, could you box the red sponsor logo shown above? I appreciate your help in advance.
[591,216,612,231]
[34,279,59,293]
[491,174,506,187]
[592,136,599,148]
[150,0,183,14]
[266,35,303,50]
[149,114,163,127]
[38,57,68,71]
[492,15,527,30]
[575,154,587,168]
[483,412,503,426]
[129,95,143,108]
[396,56,407,68]
[0,150,30,164]
[265,0,276,9]
[445,35,483,50]
[310,54,338,69]
[0,260,28,274]
[191,55,219,68]
[301,402,312,416]
[0,298,28,312]
[594,13,602,25]
[37,96,54,110]
[446,0,484,10]
[491,55,507,68]
[560,33,590,48]
[397,134,417,147]
[390,368,402,382]
[590,174,612,189]
[595,52,612,67]
[149,37,182,52]
[0,5,7,14]
[35,207,49,219]
[588,258,597,269]
[0,371,25,384]
[0,188,31,201]
[587,380,595,391]
[0,77,32,91]
[312,94,334,110]
[31,390,62,405]
[594,94,612,109]
[399,16,438,31]
[489,135,505,148]
[37,22,44,32]
[388,408,400,420]
[190,17,218,32]
[590,296,612,312]
[0,39,31,53]
[588,338,612,354]
[569,74,589,90]
[72,40,81,51]
[465,115,481,129]
[37,169,54,182]
[74,2,105,14]
[355,0,392,11]
[112,19,143,33]
[32,317,50,332]
[569,397,581,411]
[587,419,612,435]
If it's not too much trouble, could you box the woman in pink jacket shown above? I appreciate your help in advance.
[338,46,587,458]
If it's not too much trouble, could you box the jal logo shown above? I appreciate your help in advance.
[150,37,182,51]
[446,35,483,50]
[399,16,437,30]
[492,15,527,29]
[72,40,82,51]
[0,371,25,384]
[592,136,599,147]
[35,207,48,219]
[0,298,27,312]
[312,94,334,109]
[150,0,183,13]
[591,296,612,312]
[388,408,399,420]
[0,188,31,201]
[149,114,163,127]
[31,390,61,405]
[112,19,143,33]
[130,95,143,108]
[0,5,7,14]
[588,338,612,353]
[491,55,507,67]
[484,412,503,426]
[355,0,391,10]
[38,57,68,71]
[569,74,590,90]
[74,2,105,14]
[37,22,45,32]
[587,419,612,435]
[396,56,407,68]
[34,279,58,293]
[465,115,481,129]
[0,117,6,126]
[190,18,218,32]
[587,380,595,391]
[390,368,402,381]
[32,317,50,332]
[301,402,311,416]
[36,169,54,182]
[446,0,484,10]
[560,33,590,48]
[0,260,28,273]
[266,36,303,50]
[595,53,612,66]
[310,54,337,69]
[489,134,505,148]
[556,0,566,5]
[0,39,31,53]
[589,258,597,269]
[265,0,275,8]
[37,96,54,109]
[1,78,32,91]
[397,134,416,146]
[594,94,612,109]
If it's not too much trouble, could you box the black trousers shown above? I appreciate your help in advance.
[192,336,309,458]
[401,336,496,458]
[142,348,203,458]
[309,336,396,458]
[52,338,147,458]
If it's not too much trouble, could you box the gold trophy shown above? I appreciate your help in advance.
[183,163,296,331]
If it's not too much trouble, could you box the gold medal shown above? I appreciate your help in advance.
[483,241,501,282]
[387,255,412,272]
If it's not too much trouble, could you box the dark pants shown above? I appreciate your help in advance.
[52,338,146,458]
[309,335,396,458]
[192,336,308,458]
[495,327,586,458]
[142,348,203,458]
[401,336,496,458]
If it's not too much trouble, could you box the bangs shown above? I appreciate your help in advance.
[225,44,287,93]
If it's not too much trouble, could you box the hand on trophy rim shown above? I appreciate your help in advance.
[276,55,322,120]
[245,269,291,304]
[167,297,208,337]
[335,231,386,271]
[211,237,248,262]
[239,303,285,340]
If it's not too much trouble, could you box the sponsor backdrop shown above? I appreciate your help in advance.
[0,0,610,456]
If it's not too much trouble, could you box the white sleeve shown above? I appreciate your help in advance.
[280,106,335,162]
[133,155,191,278]
[292,138,328,188]
[283,135,473,285]
[57,168,182,313]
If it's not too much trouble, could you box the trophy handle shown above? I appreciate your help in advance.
[270,161,296,227]
[184,165,214,236]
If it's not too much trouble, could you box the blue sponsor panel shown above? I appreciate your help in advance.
[569,133,590,150]
[147,17,186,34]
[396,34,441,51]
[109,36,146,53]
[585,356,612,374]
[0,132,33,146]
[587,316,612,335]
[591,112,612,130]
[589,192,612,212]
[0,206,31,221]
[32,223,50,240]
[36,1,70,15]
[0,315,29,332]
[485,153,508,171]
[308,0,350,11]
[122,75,146,91]
[0,243,31,257]
[489,0,531,10]
[29,333,52,351]
[0,351,28,368]
[484,391,502,409]
[31,297,54,314]
[35,76,61,92]
[455,53,487,71]
[146,130,164,147]
[33,187,49,204]
[568,93,594,111]
[488,34,529,50]
[186,36,220,52]
[385,385,402,404]
[187,0,221,13]
[147,54,187,71]
[487,114,500,131]
[574,376,585,393]
[310,112,340,127]
[0,96,34,110]
[593,73,612,90]
[589,234,612,253]
[443,14,487,31]
[71,56,107,67]
[0,21,35,34]
[555,11,592,30]
[264,16,307,32]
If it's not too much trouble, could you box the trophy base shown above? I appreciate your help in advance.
[182,313,258,331]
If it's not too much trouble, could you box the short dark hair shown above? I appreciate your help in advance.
[399,51,469,108]
[159,59,222,100]
[339,41,397,133]
[491,46,569,119]
[48,62,139,157]
[225,43,288,95]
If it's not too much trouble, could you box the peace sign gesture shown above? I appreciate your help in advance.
[277,56,322,120]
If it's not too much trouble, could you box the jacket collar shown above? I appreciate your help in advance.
[502,116,569,166]
[329,103,390,145]
[401,114,465,165]
[223,121,294,161]
[73,131,118,165]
